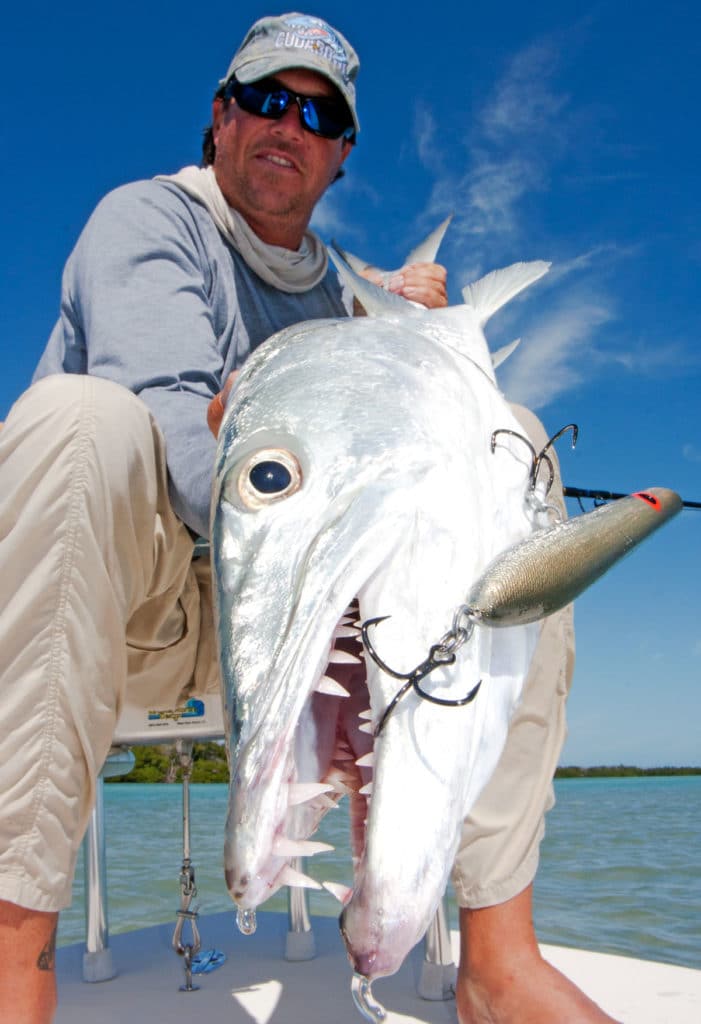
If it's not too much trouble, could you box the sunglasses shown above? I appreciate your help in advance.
[224,75,355,142]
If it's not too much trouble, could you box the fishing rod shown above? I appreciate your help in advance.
[564,486,701,511]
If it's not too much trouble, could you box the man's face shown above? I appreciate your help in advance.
[212,68,353,248]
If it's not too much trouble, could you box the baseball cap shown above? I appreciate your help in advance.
[221,12,360,136]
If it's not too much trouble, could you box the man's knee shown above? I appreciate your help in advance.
[17,373,154,440]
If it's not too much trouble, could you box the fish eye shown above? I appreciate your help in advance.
[237,448,303,508]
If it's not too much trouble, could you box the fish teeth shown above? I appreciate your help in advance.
[358,709,373,720]
[355,752,375,768]
[359,782,373,796]
[273,837,334,857]
[327,648,362,665]
[315,676,350,697]
[358,722,374,734]
[334,625,361,638]
[322,881,353,905]
[329,779,353,795]
[278,864,322,890]
[288,782,333,806]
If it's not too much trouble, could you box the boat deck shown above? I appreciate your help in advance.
[56,910,701,1023]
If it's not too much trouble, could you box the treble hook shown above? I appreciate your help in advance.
[490,423,578,495]
[361,616,482,736]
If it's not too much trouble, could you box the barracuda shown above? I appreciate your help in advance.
[210,249,681,1012]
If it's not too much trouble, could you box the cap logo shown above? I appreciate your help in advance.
[275,14,350,82]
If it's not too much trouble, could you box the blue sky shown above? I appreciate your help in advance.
[2,1,699,766]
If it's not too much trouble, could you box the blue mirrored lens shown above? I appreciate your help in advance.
[301,99,321,133]
[260,92,289,117]
[228,78,353,141]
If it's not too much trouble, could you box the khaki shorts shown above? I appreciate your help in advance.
[0,376,216,911]
[0,380,572,912]
[452,404,575,907]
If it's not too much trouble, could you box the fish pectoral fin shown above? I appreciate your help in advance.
[492,338,521,369]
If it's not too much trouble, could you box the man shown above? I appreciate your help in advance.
[0,13,616,1024]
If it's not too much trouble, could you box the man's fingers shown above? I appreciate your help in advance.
[207,371,239,438]
[207,392,226,437]
[389,262,448,308]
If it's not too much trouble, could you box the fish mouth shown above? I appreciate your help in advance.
[224,593,377,908]
[224,580,468,982]
[219,501,480,977]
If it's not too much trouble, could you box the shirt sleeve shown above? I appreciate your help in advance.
[44,182,224,538]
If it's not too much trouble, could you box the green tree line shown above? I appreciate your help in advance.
[106,741,228,784]
[106,745,700,784]
[555,765,701,778]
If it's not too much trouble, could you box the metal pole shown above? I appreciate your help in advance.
[172,740,201,992]
[285,857,316,960]
[418,896,457,1000]
[82,774,116,982]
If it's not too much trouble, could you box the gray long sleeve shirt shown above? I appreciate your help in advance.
[33,179,352,537]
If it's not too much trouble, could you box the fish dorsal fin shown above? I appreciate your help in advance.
[332,243,372,277]
[462,261,550,325]
[331,216,453,287]
[492,338,521,368]
[405,215,453,265]
[328,245,421,318]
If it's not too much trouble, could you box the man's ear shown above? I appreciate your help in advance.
[330,138,353,184]
[211,97,226,145]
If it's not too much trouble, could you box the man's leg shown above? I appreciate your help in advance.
[0,375,199,1022]
[452,405,618,1023]
[0,902,58,1024]
[456,885,619,1024]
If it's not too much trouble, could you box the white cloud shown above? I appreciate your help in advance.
[459,155,544,238]
[479,41,569,145]
[311,176,382,245]
[310,191,346,239]
[545,243,639,285]
[414,102,440,173]
[499,296,615,409]
[609,341,691,374]
[408,33,646,412]
[418,37,569,250]
[683,443,701,464]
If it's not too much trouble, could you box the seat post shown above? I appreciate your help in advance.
[418,896,457,1000]
[81,746,134,982]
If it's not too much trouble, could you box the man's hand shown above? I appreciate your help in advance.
[361,262,448,309]
[207,371,238,438]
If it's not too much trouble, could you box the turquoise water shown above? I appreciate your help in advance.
[57,776,700,970]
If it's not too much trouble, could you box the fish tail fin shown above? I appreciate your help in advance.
[462,261,551,325]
